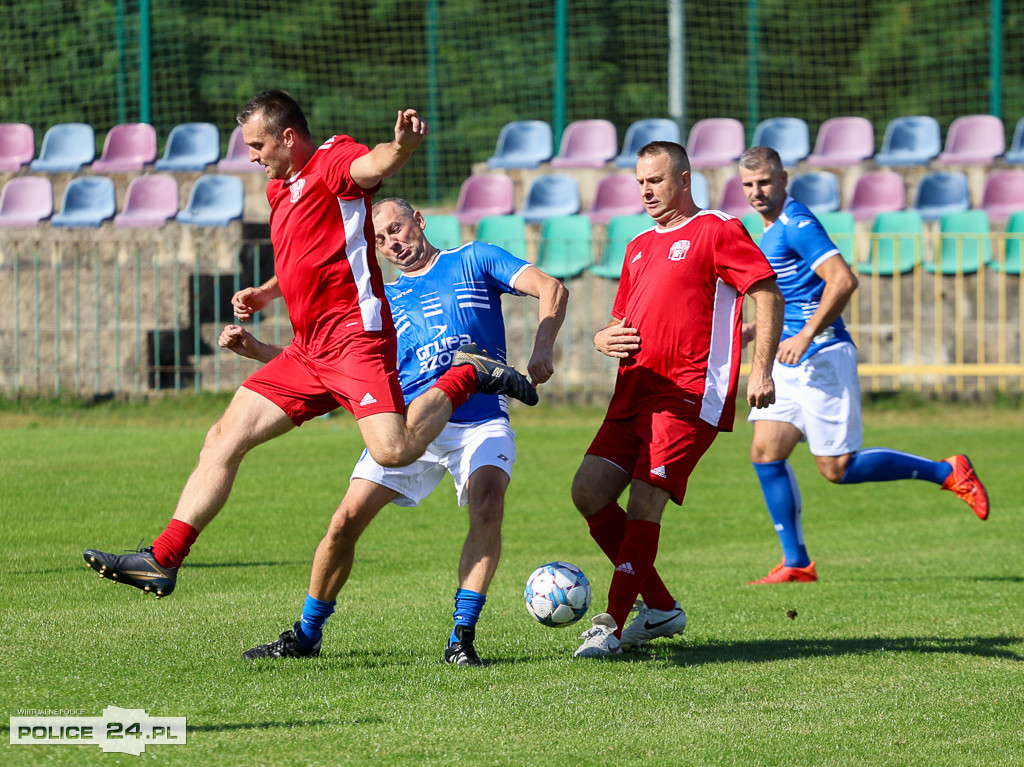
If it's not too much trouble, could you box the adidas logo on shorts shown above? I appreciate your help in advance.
[359,392,378,407]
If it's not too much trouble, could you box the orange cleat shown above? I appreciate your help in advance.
[747,561,818,585]
[941,455,989,521]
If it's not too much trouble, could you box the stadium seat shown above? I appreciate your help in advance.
[978,169,1024,223]
[0,122,35,172]
[113,174,179,228]
[1005,117,1024,165]
[911,171,970,221]
[874,115,942,167]
[928,210,991,274]
[686,118,745,169]
[995,210,1024,274]
[536,214,592,279]
[156,122,221,171]
[614,118,681,168]
[175,174,244,226]
[486,120,553,170]
[742,212,763,242]
[0,176,53,227]
[217,126,260,173]
[847,171,906,221]
[806,116,874,167]
[590,213,651,279]
[51,176,116,227]
[516,174,580,224]
[866,211,923,275]
[750,117,810,166]
[92,123,158,173]
[422,214,463,251]
[453,174,515,226]
[817,211,856,265]
[476,215,528,260]
[30,122,95,172]
[718,174,753,218]
[550,119,618,169]
[937,114,1005,165]
[585,172,643,225]
[789,171,841,214]
[690,171,710,209]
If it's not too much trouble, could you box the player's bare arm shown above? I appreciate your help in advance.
[745,277,784,408]
[513,266,569,385]
[350,109,429,190]
[232,276,282,321]
[594,316,640,359]
[777,254,857,366]
[218,324,283,364]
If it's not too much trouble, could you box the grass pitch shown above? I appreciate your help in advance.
[1,399,1022,766]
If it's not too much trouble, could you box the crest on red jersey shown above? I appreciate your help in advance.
[668,240,690,261]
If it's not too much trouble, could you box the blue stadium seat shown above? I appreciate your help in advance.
[690,171,710,209]
[751,117,810,166]
[486,120,553,170]
[51,176,116,227]
[516,174,580,224]
[176,174,244,226]
[614,118,681,168]
[1005,117,1024,165]
[157,122,221,171]
[874,116,942,167]
[911,171,970,221]
[30,123,95,172]
[790,171,841,214]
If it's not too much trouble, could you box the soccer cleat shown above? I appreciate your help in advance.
[941,454,989,520]
[747,560,818,585]
[619,600,687,649]
[83,545,178,598]
[243,622,321,660]
[443,624,485,667]
[573,613,622,658]
[451,343,539,406]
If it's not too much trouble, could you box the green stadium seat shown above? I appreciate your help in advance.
[476,214,527,260]
[928,210,991,275]
[590,214,650,279]
[993,210,1024,274]
[536,214,592,280]
[866,211,923,275]
[423,214,463,251]
[817,211,856,265]
[742,212,763,243]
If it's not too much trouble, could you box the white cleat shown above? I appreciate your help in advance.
[573,613,622,658]
[619,600,687,649]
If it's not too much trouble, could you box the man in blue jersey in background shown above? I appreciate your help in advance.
[737,146,988,584]
[224,197,567,663]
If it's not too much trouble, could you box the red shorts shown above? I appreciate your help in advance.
[242,332,405,426]
[586,410,719,504]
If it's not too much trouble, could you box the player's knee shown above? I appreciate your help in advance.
[570,475,600,517]
[366,443,414,469]
[818,460,847,484]
[199,419,248,466]
[324,507,363,548]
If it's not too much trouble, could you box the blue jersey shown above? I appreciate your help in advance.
[757,197,852,363]
[385,241,531,424]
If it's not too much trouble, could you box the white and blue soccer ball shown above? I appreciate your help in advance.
[524,561,591,627]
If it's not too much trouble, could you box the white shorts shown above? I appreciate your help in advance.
[748,341,862,456]
[350,419,516,507]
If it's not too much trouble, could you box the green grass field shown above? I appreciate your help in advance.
[2,399,1022,766]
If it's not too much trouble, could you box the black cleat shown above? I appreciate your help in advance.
[444,624,486,667]
[83,545,177,598]
[243,622,321,660]
[451,343,538,406]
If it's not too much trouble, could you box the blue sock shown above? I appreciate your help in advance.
[754,460,810,568]
[295,593,335,649]
[839,448,952,485]
[449,588,486,646]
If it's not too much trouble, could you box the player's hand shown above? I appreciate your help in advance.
[527,348,555,386]
[776,333,812,366]
[218,324,281,363]
[740,321,757,347]
[746,371,776,409]
[231,287,271,322]
[594,317,640,359]
[394,109,429,152]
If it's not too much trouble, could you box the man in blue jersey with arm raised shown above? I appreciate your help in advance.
[738,146,988,584]
[224,197,568,663]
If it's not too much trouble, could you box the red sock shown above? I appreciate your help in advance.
[585,502,675,611]
[431,365,477,412]
[606,519,662,637]
[150,519,199,568]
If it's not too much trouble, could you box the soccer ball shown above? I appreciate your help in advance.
[524,561,592,627]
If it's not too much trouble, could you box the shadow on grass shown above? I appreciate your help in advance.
[16,560,301,576]
[665,635,1024,666]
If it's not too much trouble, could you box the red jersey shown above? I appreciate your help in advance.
[608,210,776,430]
[266,135,391,355]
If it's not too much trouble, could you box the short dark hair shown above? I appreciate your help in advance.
[739,146,784,174]
[236,90,311,141]
[637,140,691,175]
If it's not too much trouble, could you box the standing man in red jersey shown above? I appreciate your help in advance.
[570,140,785,657]
[83,91,536,598]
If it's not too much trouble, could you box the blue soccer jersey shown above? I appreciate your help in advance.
[757,197,852,362]
[385,241,531,424]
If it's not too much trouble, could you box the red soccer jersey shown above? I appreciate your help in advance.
[266,135,391,354]
[607,210,776,430]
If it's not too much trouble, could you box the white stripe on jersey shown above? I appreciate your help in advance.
[699,277,741,428]
[339,198,383,331]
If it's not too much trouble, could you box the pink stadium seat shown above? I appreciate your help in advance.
[847,171,906,221]
[585,173,643,225]
[686,118,745,169]
[807,116,875,166]
[718,174,752,218]
[113,174,180,228]
[217,126,261,173]
[0,176,53,227]
[453,174,515,226]
[0,122,35,172]
[550,119,618,168]
[937,114,1005,165]
[92,123,158,172]
[979,169,1024,223]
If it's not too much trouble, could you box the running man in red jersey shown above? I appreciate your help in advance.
[571,140,785,657]
[82,91,536,599]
